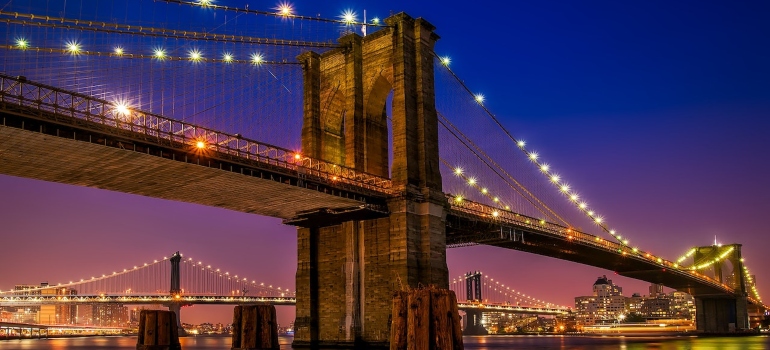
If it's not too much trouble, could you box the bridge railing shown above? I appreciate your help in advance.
[447,195,742,297]
[0,73,393,195]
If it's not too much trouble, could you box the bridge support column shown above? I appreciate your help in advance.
[294,204,448,348]
[167,303,187,337]
[462,309,488,335]
[695,297,749,332]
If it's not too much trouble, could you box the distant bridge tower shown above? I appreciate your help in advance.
[167,251,186,336]
[466,271,482,302]
[170,251,181,295]
[691,244,749,332]
[463,271,487,335]
[290,12,448,348]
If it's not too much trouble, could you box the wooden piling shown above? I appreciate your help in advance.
[390,287,464,350]
[136,310,182,350]
[231,305,279,350]
[390,291,408,350]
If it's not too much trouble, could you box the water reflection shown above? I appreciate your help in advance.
[0,335,769,349]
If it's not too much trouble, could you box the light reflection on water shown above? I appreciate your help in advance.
[1,335,770,349]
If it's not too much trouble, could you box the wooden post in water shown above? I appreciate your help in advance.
[390,287,464,350]
[136,310,182,350]
[231,305,279,350]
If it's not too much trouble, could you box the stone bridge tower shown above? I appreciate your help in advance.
[692,244,749,332]
[292,13,448,348]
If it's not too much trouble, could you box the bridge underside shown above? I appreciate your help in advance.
[447,214,739,298]
[0,113,374,220]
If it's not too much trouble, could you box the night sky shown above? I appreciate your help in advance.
[1,0,769,326]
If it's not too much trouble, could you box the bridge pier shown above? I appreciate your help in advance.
[293,196,449,348]
[695,296,749,332]
[462,310,488,335]
[167,303,188,337]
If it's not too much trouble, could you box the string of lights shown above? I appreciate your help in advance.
[436,55,635,249]
[179,255,293,296]
[0,257,168,294]
[159,0,390,27]
[1,43,298,65]
[438,113,571,226]
[0,14,337,48]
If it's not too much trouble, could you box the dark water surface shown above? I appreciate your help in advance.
[2,335,770,349]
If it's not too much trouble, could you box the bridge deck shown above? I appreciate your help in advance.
[447,204,753,300]
[0,119,367,220]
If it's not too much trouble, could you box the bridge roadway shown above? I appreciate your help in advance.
[0,295,566,315]
[0,74,761,310]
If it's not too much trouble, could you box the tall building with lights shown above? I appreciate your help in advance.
[92,304,128,327]
[39,284,77,324]
[575,275,626,326]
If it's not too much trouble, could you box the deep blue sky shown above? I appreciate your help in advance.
[0,0,768,325]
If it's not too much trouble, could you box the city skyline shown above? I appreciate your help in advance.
[1,0,768,327]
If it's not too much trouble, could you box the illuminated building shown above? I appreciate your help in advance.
[574,275,626,325]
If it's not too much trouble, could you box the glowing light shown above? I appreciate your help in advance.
[114,102,130,116]
[188,49,203,62]
[340,10,357,24]
[550,175,560,183]
[440,56,451,66]
[65,41,81,54]
[492,211,499,217]
[569,194,578,201]
[371,17,380,24]
[517,140,526,147]
[474,93,485,103]
[587,210,594,216]
[560,184,570,192]
[198,0,213,6]
[481,188,488,194]
[276,2,293,16]
[595,217,603,223]
[454,167,463,175]
[540,164,550,172]
[153,48,166,59]
[251,53,264,65]
[493,197,499,202]
[454,195,463,203]
[468,177,477,185]
[196,141,206,149]
[16,38,28,49]
[223,53,234,62]
[529,152,539,161]
[505,205,510,210]
[578,202,587,209]
[114,46,124,55]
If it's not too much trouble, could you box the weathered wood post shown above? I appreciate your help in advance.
[136,310,181,350]
[231,305,279,350]
[390,287,464,350]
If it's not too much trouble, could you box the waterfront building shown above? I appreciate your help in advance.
[92,304,128,327]
[574,275,626,325]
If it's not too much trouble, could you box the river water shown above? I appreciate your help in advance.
[1,335,769,349]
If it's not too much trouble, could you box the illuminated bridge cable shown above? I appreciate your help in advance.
[0,45,301,65]
[438,112,571,227]
[157,0,392,27]
[0,13,339,48]
[436,54,633,248]
[440,158,559,225]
